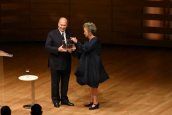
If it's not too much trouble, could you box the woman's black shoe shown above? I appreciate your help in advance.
[89,103,99,110]
[84,102,93,107]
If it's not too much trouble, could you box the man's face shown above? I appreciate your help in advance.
[58,18,68,32]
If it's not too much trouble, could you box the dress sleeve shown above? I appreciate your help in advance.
[72,42,83,58]
[82,38,97,53]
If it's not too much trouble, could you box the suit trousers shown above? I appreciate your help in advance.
[50,69,70,103]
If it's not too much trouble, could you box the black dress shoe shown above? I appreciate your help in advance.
[84,102,93,107]
[89,103,99,110]
[61,101,74,106]
[53,102,60,108]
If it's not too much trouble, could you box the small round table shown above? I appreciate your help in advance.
[18,74,38,109]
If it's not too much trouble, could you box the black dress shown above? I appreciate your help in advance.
[74,37,109,88]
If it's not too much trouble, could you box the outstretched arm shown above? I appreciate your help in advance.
[0,50,13,57]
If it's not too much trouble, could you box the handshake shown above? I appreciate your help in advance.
[58,37,78,53]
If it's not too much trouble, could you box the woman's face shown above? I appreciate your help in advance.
[83,27,90,38]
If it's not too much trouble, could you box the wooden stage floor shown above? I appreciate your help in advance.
[1,43,172,115]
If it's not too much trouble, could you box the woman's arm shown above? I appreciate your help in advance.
[82,38,98,53]
[71,37,98,57]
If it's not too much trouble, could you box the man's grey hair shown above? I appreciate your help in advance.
[83,22,97,35]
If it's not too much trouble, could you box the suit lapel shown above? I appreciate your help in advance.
[56,29,64,40]
[56,29,71,41]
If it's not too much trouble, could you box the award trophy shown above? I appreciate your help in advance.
[62,38,74,49]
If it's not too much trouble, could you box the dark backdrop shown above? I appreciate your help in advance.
[1,0,172,47]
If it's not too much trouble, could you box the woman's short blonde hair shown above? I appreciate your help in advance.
[83,22,97,35]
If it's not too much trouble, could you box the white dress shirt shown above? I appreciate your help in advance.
[60,31,67,44]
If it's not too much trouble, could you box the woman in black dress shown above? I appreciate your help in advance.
[71,22,109,110]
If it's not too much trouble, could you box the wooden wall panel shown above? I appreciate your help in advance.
[2,0,169,47]
[30,0,70,40]
[0,2,1,39]
[0,0,70,41]
[70,0,112,43]
[112,0,143,42]
[0,0,114,43]
[0,1,31,41]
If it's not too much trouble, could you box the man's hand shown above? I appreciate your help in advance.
[67,45,76,53]
[58,45,67,52]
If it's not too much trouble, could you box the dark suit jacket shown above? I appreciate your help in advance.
[45,29,72,71]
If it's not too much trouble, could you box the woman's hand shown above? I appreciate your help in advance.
[71,37,78,44]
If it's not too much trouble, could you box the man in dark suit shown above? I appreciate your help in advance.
[45,17,75,108]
